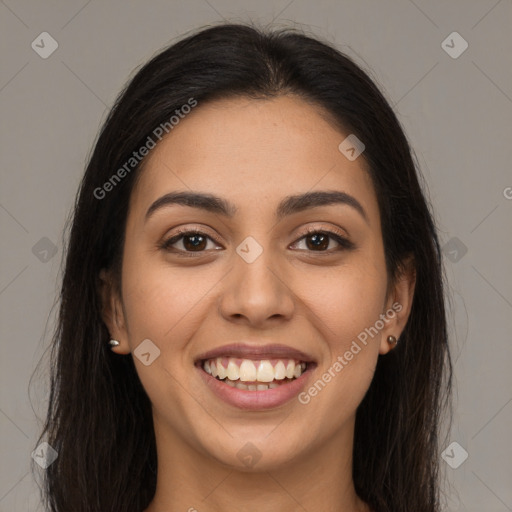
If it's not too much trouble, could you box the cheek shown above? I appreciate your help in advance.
[298,258,388,352]
[291,253,387,425]
[295,267,387,441]
[121,251,216,345]
[119,253,218,423]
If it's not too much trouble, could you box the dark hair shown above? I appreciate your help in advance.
[33,22,452,512]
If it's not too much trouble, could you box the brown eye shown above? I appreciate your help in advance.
[292,229,355,252]
[161,230,220,253]
[181,233,208,251]
[304,232,330,251]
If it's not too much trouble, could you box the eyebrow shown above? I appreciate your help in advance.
[145,190,368,224]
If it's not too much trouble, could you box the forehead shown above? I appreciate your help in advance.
[129,95,379,223]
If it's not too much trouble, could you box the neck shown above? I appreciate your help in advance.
[144,416,371,512]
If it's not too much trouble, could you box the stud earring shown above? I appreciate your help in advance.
[109,339,120,348]
[387,335,398,346]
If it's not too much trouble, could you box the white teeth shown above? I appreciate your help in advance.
[285,360,295,379]
[232,381,271,391]
[216,358,227,379]
[239,359,257,381]
[256,360,274,382]
[226,360,239,380]
[274,360,286,380]
[202,357,309,387]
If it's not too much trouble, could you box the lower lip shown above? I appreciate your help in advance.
[197,364,314,410]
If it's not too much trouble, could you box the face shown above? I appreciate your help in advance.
[101,95,414,472]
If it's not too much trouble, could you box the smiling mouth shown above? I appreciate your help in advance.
[199,357,311,391]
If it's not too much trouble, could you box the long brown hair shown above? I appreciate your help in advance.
[33,23,452,512]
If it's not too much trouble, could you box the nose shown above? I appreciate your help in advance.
[218,244,295,328]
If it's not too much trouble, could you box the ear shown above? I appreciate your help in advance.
[98,269,130,354]
[379,255,416,355]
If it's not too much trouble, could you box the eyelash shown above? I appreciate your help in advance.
[159,226,355,255]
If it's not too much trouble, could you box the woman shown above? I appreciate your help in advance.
[34,23,452,512]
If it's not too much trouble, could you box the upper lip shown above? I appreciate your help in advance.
[195,343,316,363]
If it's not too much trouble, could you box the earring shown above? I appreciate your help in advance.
[387,335,398,346]
[109,339,120,348]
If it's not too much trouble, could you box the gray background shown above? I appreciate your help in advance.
[0,1,511,511]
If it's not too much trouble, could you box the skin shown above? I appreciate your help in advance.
[100,95,415,512]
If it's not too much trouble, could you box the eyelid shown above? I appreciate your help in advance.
[295,224,349,241]
[163,223,221,240]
